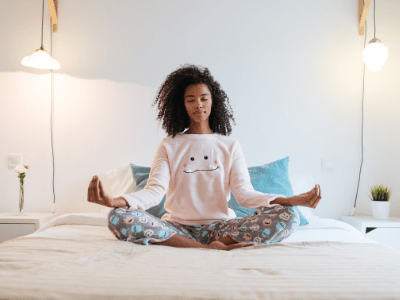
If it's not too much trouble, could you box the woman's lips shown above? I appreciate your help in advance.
[194,111,204,114]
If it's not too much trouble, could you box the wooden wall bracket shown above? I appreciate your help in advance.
[359,0,371,35]
[47,0,58,33]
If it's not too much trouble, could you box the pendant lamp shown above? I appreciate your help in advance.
[21,0,60,70]
[362,0,388,72]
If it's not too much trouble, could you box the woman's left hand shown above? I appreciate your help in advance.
[289,184,321,209]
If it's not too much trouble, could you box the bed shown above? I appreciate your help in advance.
[1,170,400,300]
[1,211,400,300]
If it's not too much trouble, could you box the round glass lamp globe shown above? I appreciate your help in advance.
[362,39,388,72]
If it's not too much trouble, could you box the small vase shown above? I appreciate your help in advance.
[17,183,27,216]
[371,200,391,220]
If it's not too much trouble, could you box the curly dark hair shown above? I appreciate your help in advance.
[152,64,236,138]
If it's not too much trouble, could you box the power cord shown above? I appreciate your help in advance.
[350,17,368,216]
[50,17,56,214]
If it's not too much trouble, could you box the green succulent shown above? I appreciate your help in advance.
[368,184,392,201]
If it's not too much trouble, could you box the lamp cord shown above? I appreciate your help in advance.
[374,0,376,39]
[41,0,44,49]
[372,0,376,38]
[352,17,368,215]
[50,16,56,212]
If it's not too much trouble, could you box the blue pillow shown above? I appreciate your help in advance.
[227,156,309,225]
[130,164,168,219]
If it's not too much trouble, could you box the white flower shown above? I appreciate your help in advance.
[23,164,30,170]
[14,164,27,174]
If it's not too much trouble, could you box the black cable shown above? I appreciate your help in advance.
[353,17,368,212]
[41,0,44,49]
[50,16,56,212]
[374,0,376,39]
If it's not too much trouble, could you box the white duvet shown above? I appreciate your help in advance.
[0,213,399,300]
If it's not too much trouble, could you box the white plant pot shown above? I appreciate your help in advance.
[371,201,391,220]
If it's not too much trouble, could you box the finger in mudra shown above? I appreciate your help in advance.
[293,184,321,208]
[87,175,114,207]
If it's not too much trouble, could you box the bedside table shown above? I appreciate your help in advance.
[341,216,400,250]
[0,213,59,244]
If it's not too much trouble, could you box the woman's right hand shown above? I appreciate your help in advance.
[87,175,114,207]
[207,240,256,251]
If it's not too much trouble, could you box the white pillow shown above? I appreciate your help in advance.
[35,213,108,233]
[98,163,135,198]
[289,174,318,219]
[100,207,113,214]
[97,163,135,214]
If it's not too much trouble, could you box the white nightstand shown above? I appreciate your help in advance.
[341,216,400,250]
[0,213,59,244]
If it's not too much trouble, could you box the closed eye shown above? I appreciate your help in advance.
[188,99,208,102]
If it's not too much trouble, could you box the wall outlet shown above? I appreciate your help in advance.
[322,159,334,172]
[8,154,23,168]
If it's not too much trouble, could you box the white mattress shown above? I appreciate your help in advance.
[0,213,399,300]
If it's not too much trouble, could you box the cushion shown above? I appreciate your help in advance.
[36,213,108,233]
[227,156,309,225]
[130,164,168,219]
[289,174,318,219]
[97,163,135,215]
[99,163,135,198]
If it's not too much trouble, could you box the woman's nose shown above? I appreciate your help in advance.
[195,100,202,108]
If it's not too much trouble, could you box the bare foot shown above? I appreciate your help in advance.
[218,236,237,246]
[226,242,256,251]
[207,240,256,251]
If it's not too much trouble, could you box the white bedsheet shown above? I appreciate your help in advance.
[30,213,379,245]
[0,213,399,300]
[285,217,380,244]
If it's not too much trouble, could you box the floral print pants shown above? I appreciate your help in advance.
[108,204,300,246]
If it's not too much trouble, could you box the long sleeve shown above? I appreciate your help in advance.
[121,140,171,210]
[229,140,286,209]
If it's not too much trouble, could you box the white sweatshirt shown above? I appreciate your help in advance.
[122,132,286,225]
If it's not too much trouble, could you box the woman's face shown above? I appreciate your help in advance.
[184,84,213,124]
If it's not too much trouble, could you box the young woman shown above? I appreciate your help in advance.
[87,64,321,251]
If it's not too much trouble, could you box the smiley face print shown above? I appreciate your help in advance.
[182,154,219,174]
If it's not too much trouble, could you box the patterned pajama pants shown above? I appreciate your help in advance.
[108,204,300,246]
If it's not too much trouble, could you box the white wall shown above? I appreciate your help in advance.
[1,0,399,220]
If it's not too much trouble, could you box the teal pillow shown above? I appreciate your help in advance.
[227,156,309,225]
[130,164,167,219]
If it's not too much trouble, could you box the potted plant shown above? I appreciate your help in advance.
[368,184,392,220]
